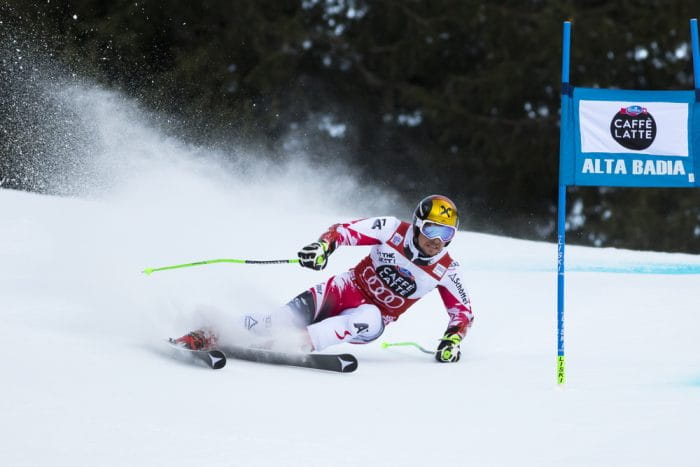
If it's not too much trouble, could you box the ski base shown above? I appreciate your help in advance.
[219,345,358,373]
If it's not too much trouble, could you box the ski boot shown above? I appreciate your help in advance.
[170,329,218,350]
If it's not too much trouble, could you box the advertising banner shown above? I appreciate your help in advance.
[560,88,699,187]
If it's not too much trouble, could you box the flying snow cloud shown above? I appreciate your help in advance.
[2,59,410,348]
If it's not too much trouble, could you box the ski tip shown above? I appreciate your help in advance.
[207,350,227,370]
[336,354,358,373]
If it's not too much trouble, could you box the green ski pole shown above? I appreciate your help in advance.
[380,341,436,355]
[142,258,300,275]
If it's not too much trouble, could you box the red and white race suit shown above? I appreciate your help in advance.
[288,217,473,350]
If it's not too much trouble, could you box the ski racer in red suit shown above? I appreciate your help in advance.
[174,195,473,363]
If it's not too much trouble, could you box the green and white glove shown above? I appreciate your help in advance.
[435,333,462,363]
[298,241,331,271]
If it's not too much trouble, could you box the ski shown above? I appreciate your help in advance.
[167,340,227,370]
[219,345,358,373]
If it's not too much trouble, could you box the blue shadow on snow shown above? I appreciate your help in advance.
[568,263,700,274]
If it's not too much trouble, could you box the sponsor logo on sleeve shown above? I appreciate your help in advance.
[433,263,447,278]
[448,273,469,305]
[390,233,403,246]
[372,218,387,230]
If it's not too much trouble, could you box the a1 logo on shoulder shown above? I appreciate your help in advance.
[609,105,656,150]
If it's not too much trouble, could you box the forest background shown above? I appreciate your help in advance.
[2,0,699,252]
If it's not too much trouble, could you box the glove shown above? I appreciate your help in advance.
[435,333,461,363]
[298,241,331,271]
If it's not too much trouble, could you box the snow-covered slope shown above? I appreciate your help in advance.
[2,185,699,467]
[1,85,699,467]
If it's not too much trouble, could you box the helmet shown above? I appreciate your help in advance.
[412,195,459,244]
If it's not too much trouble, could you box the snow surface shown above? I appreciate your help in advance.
[1,85,699,467]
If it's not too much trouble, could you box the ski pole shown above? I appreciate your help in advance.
[380,341,436,355]
[142,258,300,275]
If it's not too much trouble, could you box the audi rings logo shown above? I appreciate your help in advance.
[360,266,405,309]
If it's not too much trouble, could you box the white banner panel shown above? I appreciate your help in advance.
[579,100,688,157]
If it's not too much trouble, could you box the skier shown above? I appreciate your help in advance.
[172,194,473,363]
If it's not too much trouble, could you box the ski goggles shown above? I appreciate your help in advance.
[416,219,456,242]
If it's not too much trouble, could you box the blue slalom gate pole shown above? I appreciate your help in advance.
[556,185,567,385]
[556,21,571,385]
[561,22,571,85]
[691,19,700,91]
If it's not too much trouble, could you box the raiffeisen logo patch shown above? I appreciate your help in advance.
[609,105,656,150]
